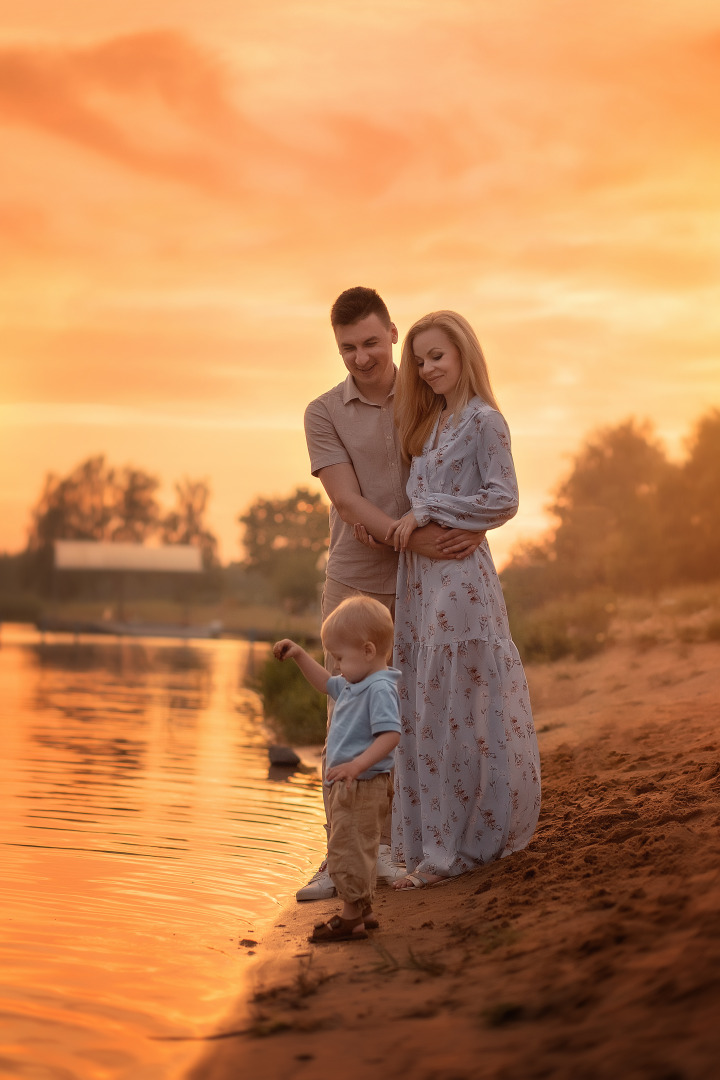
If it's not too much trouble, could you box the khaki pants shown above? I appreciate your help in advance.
[327,773,394,908]
[320,577,396,845]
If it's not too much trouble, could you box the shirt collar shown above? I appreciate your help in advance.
[342,367,398,406]
[342,667,402,695]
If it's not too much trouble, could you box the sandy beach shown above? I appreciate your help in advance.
[190,639,720,1080]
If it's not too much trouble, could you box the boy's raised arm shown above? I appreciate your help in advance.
[273,639,330,695]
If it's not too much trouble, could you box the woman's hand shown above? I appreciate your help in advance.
[386,511,419,552]
[353,523,383,549]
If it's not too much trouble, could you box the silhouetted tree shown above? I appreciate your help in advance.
[550,419,675,594]
[677,408,720,581]
[24,456,163,592]
[111,468,161,542]
[27,457,161,548]
[502,419,679,605]
[238,487,329,611]
[161,478,219,569]
[28,456,119,549]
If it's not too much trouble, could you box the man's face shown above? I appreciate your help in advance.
[334,313,398,392]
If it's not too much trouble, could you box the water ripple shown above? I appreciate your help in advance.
[0,629,326,1080]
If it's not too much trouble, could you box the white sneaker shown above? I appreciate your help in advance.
[296,862,336,901]
[376,844,406,883]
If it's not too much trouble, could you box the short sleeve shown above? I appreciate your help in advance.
[326,674,347,702]
[304,396,353,477]
[368,682,402,735]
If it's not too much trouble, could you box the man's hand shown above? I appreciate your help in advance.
[409,523,486,560]
[354,520,486,558]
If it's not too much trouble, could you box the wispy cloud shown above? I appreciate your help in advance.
[0,31,276,194]
[0,402,301,431]
[0,2,719,559]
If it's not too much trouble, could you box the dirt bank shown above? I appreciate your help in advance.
[189,640,720,1080]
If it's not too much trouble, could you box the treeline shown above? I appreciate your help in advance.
[501,409,720,661]
[1,453,330,616]
[27,455,219,564]
[3,408,719,642]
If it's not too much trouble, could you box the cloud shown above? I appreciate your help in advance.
[0,31,275,194]
[1,2,719,562]
[0,200,53,250]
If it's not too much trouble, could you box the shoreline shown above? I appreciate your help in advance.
[190,640,720,1079]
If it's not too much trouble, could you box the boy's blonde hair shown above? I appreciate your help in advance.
[321,596,394,661]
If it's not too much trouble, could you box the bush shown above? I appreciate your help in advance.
[0,592,42,623]
[508,590,614,664]
[250,645,327,745]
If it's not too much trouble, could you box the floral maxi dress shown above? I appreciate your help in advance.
[392,398,541,878]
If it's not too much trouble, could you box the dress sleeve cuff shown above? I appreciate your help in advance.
[412,502,431,528]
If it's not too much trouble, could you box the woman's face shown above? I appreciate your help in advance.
[412,327,463,400]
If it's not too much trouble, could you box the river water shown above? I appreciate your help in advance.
[0,625,326,1080]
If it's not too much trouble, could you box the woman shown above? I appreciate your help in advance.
[387,311,541,888]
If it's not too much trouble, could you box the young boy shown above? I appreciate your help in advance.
[274,596,401,942]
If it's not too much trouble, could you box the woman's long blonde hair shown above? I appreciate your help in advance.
[395,311,500,460]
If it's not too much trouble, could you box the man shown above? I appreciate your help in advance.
[299,287,483,901]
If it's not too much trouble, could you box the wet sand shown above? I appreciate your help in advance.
[190,640,720,1080]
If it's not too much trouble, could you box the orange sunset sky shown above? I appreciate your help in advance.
[1,0,719,568]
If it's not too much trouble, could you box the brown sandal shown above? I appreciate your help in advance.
[362,907,379,930]
[309,914,368,943]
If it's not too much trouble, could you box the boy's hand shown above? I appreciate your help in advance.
[326,759,362,789]
[273,640,330,694]
[273,638,301,661]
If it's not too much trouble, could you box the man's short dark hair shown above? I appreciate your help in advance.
[330,287,392,329]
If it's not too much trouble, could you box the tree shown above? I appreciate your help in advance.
[25,456,162,593]
[161,478,219,568]
[677,408,720,581]
[549,419,675,594]
[111,467,161,542]
[28,455,120,549]
[502,419,678,603]
[27,456,162,549]
[238,487,329,610]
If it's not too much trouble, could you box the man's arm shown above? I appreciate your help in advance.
[318,463,485,559]
[318,462,395,542]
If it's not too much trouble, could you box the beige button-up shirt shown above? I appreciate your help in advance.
[304,372,410,593]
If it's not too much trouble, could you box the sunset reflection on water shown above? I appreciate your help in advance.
[0,626,326,1079]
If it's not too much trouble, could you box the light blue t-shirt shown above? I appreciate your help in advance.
[325,668,402,783]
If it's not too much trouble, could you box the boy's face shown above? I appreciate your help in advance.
[327,639,377,684]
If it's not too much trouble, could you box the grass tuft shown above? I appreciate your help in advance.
[249,645,327,745]
[508,590,614,664]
